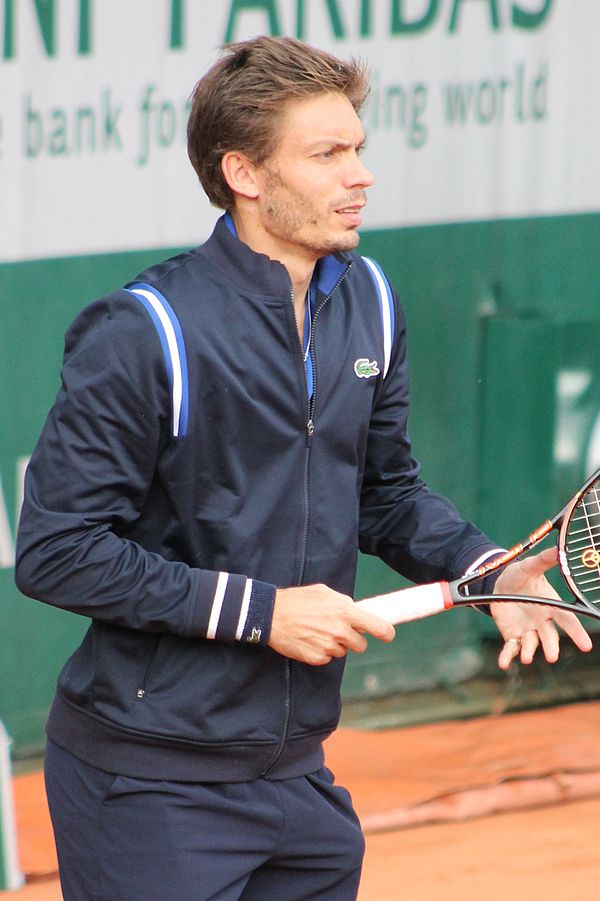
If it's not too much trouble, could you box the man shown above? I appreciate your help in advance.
[15,36,591,901]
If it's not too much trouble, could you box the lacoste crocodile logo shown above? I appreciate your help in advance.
[354,358,380,379]
[246,627,262,644]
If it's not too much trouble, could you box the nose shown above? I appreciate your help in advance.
[345,153,375,189]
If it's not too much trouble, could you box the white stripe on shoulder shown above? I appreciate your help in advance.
[206,571,229,640]
[362,256,393,379]
[129,287,184,438]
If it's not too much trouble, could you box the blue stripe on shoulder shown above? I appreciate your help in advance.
[124,282,189,438]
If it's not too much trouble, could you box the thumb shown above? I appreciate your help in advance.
[521,545,559,576]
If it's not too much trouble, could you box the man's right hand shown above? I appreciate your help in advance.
[268,584,396,665]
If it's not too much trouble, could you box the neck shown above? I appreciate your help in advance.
[231,208,316,342]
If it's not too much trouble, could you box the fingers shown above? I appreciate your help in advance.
[351,606,396,643]
[532,620,557,663]
[492,549,594,669]
[300,620,384,666]
[498,635,523,670]
[545,608,593,653]
[497,610,593,671]
[340,629,369,656]
[269,584,396,666]
[498,628,544,670]
[521,607,593,658]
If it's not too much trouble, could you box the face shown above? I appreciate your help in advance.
[251,92,374,263]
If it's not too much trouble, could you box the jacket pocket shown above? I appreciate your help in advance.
[112,633,290,748]
[134,635,163,702]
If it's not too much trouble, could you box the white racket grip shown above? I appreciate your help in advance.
[356,581,453,625]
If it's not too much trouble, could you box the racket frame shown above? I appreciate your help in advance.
[357,467,600,626]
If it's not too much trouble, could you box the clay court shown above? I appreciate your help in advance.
[6,700,600,900]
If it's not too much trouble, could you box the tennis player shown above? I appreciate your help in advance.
[15,36,592,901]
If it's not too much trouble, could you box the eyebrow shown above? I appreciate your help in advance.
[307,138,366,153]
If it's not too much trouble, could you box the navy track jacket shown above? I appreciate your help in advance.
[16,216,500,781]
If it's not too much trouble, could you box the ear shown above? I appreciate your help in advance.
[221,151,260,201]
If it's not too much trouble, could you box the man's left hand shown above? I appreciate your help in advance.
[490,546,593,670]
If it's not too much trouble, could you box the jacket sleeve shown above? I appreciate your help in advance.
[14,294,275,643]
[358,284,502,588]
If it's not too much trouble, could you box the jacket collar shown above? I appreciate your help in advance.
[199,214,352,300]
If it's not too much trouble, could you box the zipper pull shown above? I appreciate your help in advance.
[306,418,315,446]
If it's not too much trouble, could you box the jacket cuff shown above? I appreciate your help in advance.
[239,580,277,647]
[463,548,507,614]
[191,572,276,645]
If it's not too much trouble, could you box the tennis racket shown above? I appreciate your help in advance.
[357,467,600,625]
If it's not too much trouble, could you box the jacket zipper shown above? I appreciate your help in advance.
[262,263,352,776]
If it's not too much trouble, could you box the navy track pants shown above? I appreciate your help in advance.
[45,740,365,900]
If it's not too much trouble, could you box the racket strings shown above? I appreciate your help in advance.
[564,484,600,603]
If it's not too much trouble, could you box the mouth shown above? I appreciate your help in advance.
[335,203,365,228]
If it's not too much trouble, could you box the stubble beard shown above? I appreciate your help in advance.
[263,166,362,257]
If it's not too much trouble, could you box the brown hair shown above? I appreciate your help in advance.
[187,36,370,210]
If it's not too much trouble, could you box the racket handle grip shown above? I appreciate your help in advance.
[356,581,453,625]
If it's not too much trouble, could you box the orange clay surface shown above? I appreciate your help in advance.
[6,700,600,900]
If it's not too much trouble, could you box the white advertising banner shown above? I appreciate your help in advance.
[0,0,599,262]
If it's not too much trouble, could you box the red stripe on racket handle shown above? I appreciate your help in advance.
[356,581,453,625]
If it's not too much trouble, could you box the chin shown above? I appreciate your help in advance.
[322,230,361,254]
[333,231,361,252]
[302,228,361,258]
